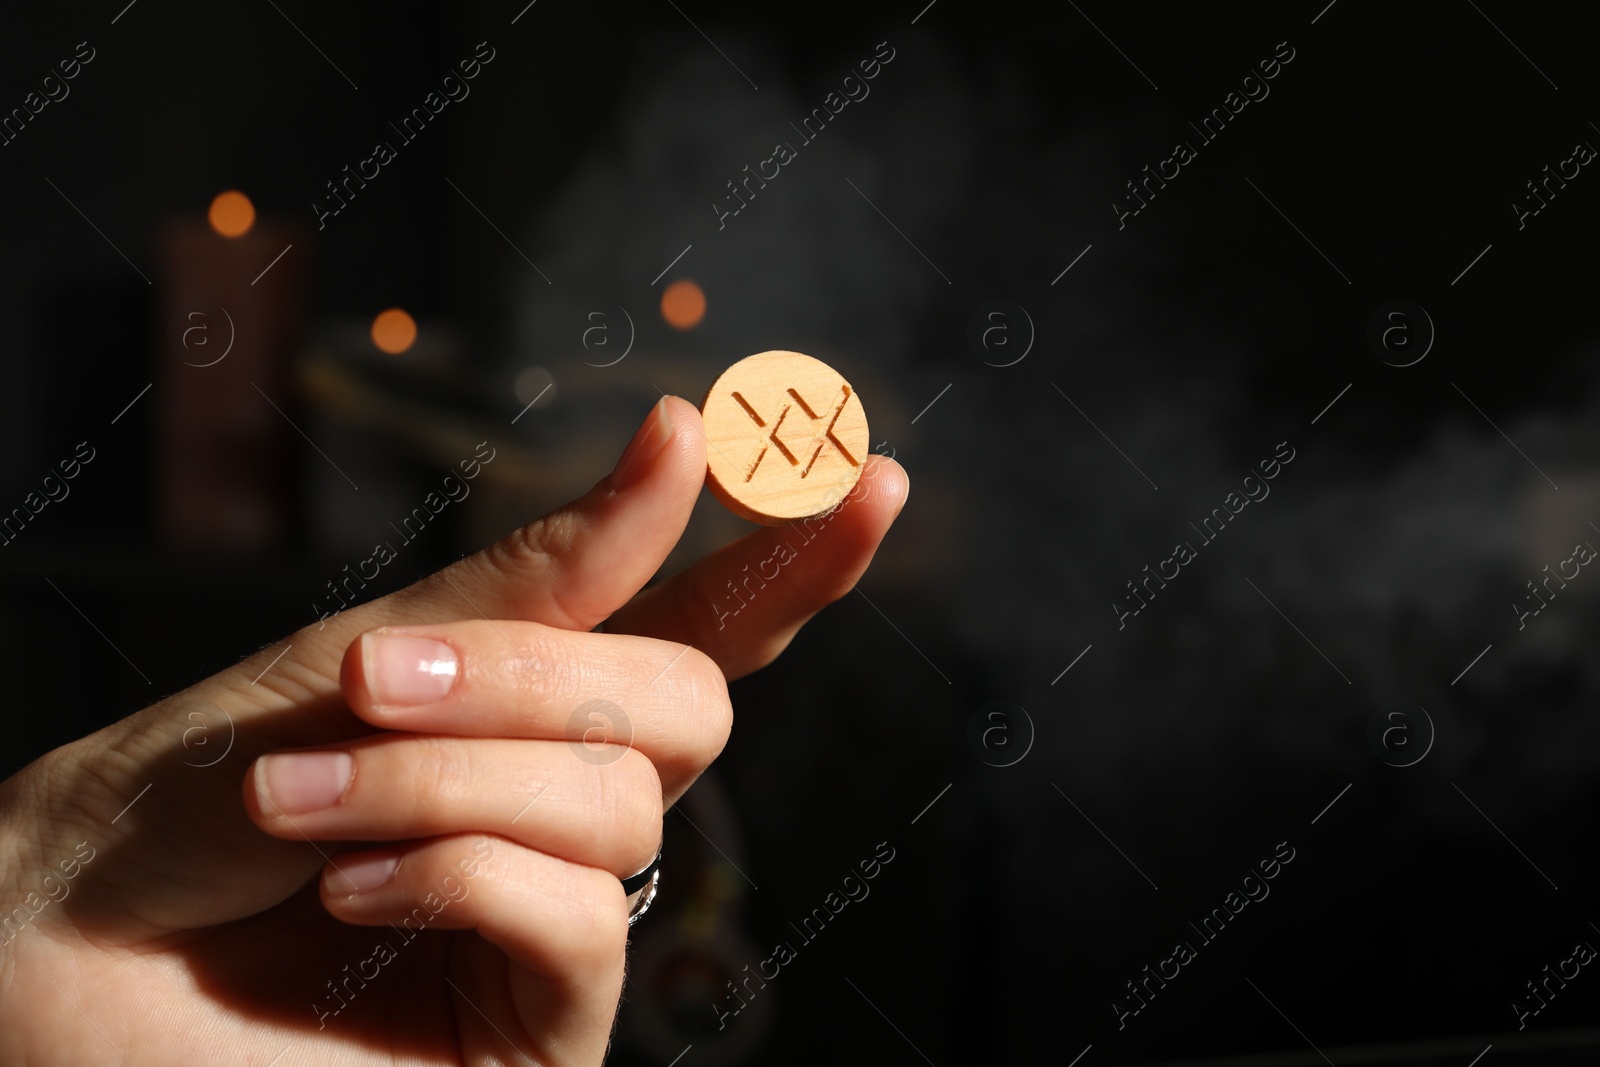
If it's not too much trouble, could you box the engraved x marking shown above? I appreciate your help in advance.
[730,385,859,482]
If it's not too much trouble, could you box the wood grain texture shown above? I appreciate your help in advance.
[700,350,870,525]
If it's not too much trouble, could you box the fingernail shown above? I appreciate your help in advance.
[362,633,458,707]
[331,854,400,894]
[256,751,352,815]
[610,397,675,491]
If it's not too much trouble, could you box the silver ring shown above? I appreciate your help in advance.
[623,846,661,926]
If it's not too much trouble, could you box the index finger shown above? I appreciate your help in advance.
[604,454,909,679]
[338,619,733,794]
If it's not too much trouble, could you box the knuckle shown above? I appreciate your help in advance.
[680,648,733,767]
[480,513,593,627]
[493,511,572,573]
[588,749,663,862]
[618,748,665,839]
[681,644,725,695]
[488,626,581,707]
[558,866,630,971]
[409,738,475,815]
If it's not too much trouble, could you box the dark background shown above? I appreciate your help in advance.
[3,0,1599,1063]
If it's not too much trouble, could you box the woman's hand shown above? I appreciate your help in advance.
[0,395,907,1066]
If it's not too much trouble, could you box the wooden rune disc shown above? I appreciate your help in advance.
[701,351,870,525]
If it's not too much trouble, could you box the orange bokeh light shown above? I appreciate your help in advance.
[660,279,706,330]
[371,308,418,354]
[208,190,256,238]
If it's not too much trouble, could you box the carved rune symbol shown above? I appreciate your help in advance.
[730,385,860,482]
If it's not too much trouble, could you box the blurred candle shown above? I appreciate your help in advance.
[155,198,309,553]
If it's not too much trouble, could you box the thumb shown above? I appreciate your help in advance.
[289,394,707,683]
[446,393,707,627]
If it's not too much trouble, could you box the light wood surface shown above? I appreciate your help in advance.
[700,351,870,524]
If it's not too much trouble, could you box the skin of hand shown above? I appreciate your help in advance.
[0,395,908,1066]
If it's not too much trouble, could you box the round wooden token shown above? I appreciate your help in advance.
[701,351,870,525]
